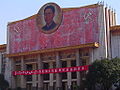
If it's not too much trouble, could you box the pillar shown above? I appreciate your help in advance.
[67,60,72,90]
[0,53,2,73]
[76,49,82,90]
[32,64,37,90]
[20,56,26,90]
[105,7,111,59]
[113,11,116,25]
[11,58,16,90]
[89,48,94,64]
[37,54,44,90]
[49,62,54,90]
[56,52,62,90]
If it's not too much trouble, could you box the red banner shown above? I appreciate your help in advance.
[13,65,89,75]
[8,6,99,54]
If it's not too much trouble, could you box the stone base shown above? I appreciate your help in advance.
[32,87,37,90]
[49,86,53,90]
[56,87,62,90]
[21,88,26,90]
[11,88,16,90]
[38,87,44,90]
[77,86,80,90]
[67,85,71,90]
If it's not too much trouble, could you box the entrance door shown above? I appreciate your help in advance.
[44,83,49,90]
[71,81,77,90]
[62,82,67,90]
[26,83,32,90]
[53,82,56,90]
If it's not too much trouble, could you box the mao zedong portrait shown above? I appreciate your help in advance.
[42,5,57,31]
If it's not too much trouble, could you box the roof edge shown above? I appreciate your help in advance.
[8,3,100,25]
[6,42,99,57]
[110,25,120,32]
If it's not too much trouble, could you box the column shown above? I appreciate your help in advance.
[0,53,2,73]
[56,52,62,90]
[113,11,116,25]
[11,58,16,90]
[89,48,94,64]
[67,60,72,90]
[49,62,54,90]
[76,49,82,90]
[20,56,26,90]
[105,7,111,59]
[37,54,44,90]
[32,64,37,90]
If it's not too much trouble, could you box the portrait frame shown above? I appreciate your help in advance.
[36,3,63,34]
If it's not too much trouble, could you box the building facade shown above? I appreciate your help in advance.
[0,44,6,75]
[1,3,120,90]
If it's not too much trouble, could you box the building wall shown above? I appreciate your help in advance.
[4,3,119,90]
[10,48,91,90]
[0,47,6,74]
[91,5,108,60]
[111,32,120,58]
[0,53,2,73]
[4,58,13,88]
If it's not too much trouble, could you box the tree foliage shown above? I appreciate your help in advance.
[0,74,9,90]
[85,58,120,90]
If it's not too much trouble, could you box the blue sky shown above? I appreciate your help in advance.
[0,0,120,44]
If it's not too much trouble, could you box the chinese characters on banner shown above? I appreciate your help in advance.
[13,65,89,75]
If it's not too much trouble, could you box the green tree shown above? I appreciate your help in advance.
[111,58,120,90]
[85,58,120,90]
[0,74,9,90]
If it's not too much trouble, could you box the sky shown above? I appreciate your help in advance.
[0,0,120,44]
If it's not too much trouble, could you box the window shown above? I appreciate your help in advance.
[43,63,49,80]
[71,60,77,79]
[62,61,67,79]
[26,64,32,81]
[16,65,21,71]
